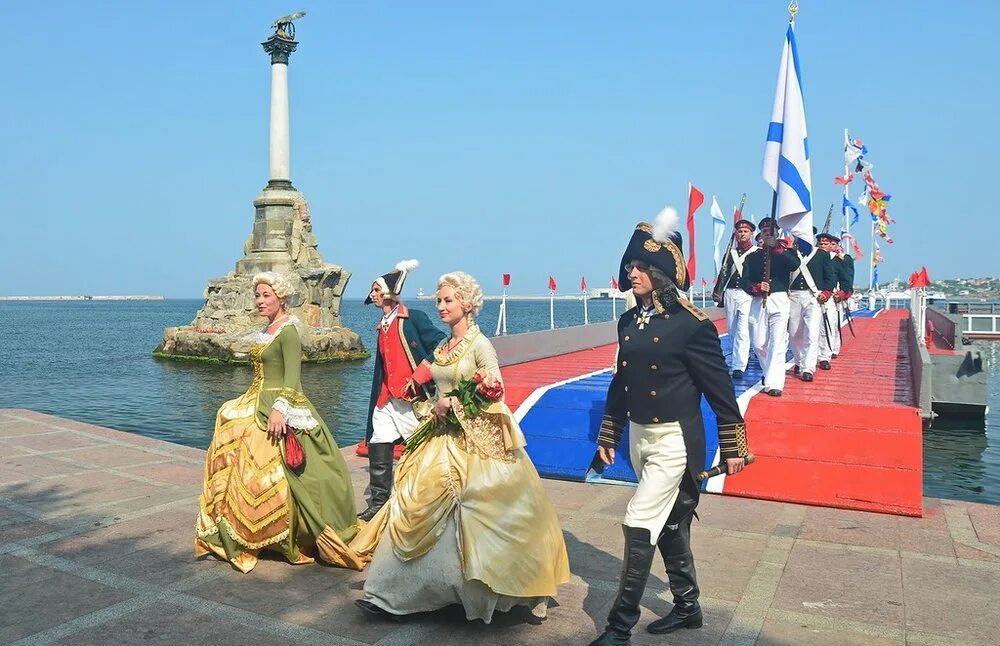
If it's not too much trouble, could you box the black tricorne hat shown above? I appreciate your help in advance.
[365,259,419,304]
[618,207,690,292]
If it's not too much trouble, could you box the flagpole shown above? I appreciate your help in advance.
[502,292,507,335]
[549,290,555,330]
[843,128,851,241]
[612,292,617,319]
[583,289,589,325]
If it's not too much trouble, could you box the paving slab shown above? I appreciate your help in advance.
[1,409,998,645]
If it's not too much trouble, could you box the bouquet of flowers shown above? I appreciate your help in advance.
[404,373,504,454]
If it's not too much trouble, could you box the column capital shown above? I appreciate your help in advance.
[262,35,298,65]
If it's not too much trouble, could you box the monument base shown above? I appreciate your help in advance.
[155,189,367,363]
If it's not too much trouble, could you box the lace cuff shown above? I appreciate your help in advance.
[273,396,319,430]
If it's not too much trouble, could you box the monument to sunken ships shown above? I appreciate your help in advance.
[155,14,366,362]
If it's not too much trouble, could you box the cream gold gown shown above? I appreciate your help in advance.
[351,325,570,622]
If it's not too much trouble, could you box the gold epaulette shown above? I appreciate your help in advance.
[678,297,709,321]
[718,422,748,458]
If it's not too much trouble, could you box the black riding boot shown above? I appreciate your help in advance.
[647,514,703,634]
[588,525,656,646]
[358,442,393,522]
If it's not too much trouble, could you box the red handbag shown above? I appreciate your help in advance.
[283,431,306,471]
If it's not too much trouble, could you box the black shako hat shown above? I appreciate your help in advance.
[816,232,841,243]
[618,207,690,292]
[734,219,756,232]
[365,259,419,304]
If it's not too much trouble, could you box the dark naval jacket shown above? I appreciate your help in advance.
[740,243,801,294]
[833,254,855,293]
[365,306,446,442]
[598,291,747,524]
[790,248,836,293]
[721,245,759,291]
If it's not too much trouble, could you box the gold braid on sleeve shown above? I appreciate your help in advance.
[598,413,626,448]
[718,422,748,459]
[277,388,310,407]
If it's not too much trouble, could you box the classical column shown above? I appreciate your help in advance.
[262,33,297,191]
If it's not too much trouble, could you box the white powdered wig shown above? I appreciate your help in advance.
[253,271,296,299]
[395,259,420,273]
[652,207,680,244]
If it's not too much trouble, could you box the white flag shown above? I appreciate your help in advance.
[762,25,813,246]
[710,196,726,275]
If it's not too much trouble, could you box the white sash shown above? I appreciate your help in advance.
[790,248,819,294]
[728,246,758,284]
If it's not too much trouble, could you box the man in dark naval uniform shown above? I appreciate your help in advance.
[742,217,801,396]
[713,218,758,380]
[589,208,750,646]
[817,233,853,368]
[788,228,835,382]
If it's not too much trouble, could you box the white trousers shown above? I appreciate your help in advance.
[749,292,791,391]
[624,421,688,545]
[788,290,822,374]
[370,398,420,444]
[818,300,842,361]
[724,288,753,372]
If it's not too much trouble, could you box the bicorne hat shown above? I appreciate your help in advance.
[618,207,690,292]
[365,259,419,304]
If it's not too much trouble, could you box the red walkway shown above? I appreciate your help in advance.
[727,310,923,516]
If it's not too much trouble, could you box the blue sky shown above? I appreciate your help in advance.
[3,1,997,298]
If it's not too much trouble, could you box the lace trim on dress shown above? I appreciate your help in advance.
[272,396,319,430]
[433,324,482,367]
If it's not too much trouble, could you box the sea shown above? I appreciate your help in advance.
[1,299,997,506]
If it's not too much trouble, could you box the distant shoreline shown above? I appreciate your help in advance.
[0,295,165,301]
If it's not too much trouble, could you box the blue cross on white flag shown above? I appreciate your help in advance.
[762,25,813,246]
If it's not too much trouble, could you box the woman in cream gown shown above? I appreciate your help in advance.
[196,272,365,573]
[352,271,569,622]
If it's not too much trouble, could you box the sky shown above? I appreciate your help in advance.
[3,1,997,298]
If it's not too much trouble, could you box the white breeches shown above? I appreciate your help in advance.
[818,300,842,361]
[370,398,420,444]
[624,421,688,545]
[749,292,791,391]
[724,288,753,372]
[788,290,822,373]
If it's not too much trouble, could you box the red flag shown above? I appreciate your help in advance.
[733,205,743,225]
[919,266,931,287]
[502,273,511,287]
[833,173,855,185]
[687,183,704,281]
[908,272,918,288]
[610,277,619,290]
[581,276,588,291]
[548,276,557,291]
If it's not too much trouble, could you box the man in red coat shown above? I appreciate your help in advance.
[360,260,445,521]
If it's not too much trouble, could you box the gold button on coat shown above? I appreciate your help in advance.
[651,364,657,370]
[650,390,656,396]
[624,335,630,341]
[622,360,628,366]
[653,417,660,423]
[653,337,660,342]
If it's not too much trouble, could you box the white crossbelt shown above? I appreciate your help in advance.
[790,248,819,295]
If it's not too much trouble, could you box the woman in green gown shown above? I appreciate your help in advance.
[196,272,366,573]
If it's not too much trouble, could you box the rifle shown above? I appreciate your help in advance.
[821,203,834,235]
[712,193,747,304]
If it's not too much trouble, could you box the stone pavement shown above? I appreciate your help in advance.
[1,408,998,645]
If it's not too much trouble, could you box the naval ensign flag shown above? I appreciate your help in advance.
[762,25,814,246]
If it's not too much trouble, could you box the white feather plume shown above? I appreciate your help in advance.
[651,207,680,244]
[394,259,420,272]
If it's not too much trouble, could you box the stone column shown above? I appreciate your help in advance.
[262,34,297,191]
